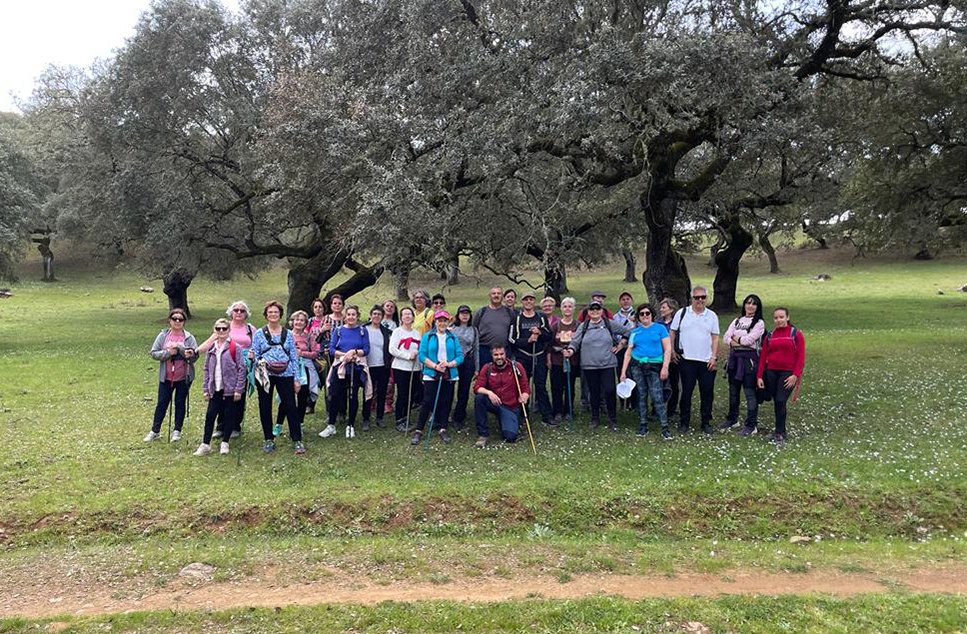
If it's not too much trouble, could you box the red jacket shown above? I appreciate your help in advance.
[757,326,806,379]
[473,361,529,409]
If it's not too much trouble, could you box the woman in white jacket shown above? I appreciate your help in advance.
[390,307,422,431]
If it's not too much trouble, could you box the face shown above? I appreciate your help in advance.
[312,301,324,317]
[691,290,707,308]
[491,347,507,365]
[561,301,574,318]
[659,302,672,319]
[431,297,446,310]
[344,308,359,325]
[382,300,395,316]
[638,307,653,325]
[489,287,502,304]
[370,309,383,324]
[503,291,516,307]
[620,295,632,309]
[773,310,789,328]
[292,315,307,331]
[401,308,414,326]
[265,306,282,323]
[413,293,427,309]
[588,306,603,320]
[541,299,556,315]
[592,295,605,305]
[435,317,448,331]
[169,314,186,329]
[522,297,536,311]
[458,310,470,325]
[231,305,248,322]
[214,323,229,338]
[744,297,758,317]
[330,297,343,313]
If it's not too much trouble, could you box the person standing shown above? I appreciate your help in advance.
[197,300,255,438]
[251,301,305,454]
[720,294,766,434]
[390,307,422,431]
[273,310,320,437]
[669,286,720,435]
[658,298,682,419]
[145,309,197,442]
[540,296,560,329]
[449,305,479,431]
[324,306,370,439]
[362,305,392,431]
[411,310,463,445]
[620,304,672,439]
[549,297,579,424]
[756,307,806,446]
[195,319,246,456]
[473,345,529,447]
[474,286,516,367]
[614,291,636,327]
[564,300,628,431]
[411,290,434,335]
[508,291,553,425]
[503,289,518,312]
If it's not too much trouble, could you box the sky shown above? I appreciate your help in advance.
[0,0,237,113]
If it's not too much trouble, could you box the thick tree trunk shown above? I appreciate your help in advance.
[163,268,194,319]
[708,236,723,268]
[326,262,385,305]
[394,266,410,301]
[286,249,350,316]
[543,258,568,301]
[446,254,460,285]
[642,198,691,307]
[759,232,780,273]
[801,220,828,249]
[33,236,56,282]
[621,249,636,283]
[711,217,754,312]
[913,245,934,260]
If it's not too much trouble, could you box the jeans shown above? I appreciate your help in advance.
[549,363,577,418]
[151,380,189,433]
[474,393,520,442]
[451,357,476,427]
[256,375,302,441]
[582,367,617,425]
[678,360,716,428]
[329,364,365,427]
[726,379,758,428]
[415,379,454,433]
[363,365,390,422]
[629,361,668,432]
[203,391,238,443]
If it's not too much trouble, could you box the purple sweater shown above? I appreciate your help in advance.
[202,340,247,397]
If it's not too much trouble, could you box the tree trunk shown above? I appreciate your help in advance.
[801,220,828,249]
[394,265,410,301]
[913,245,934,260]
[163,268,194,319]
[759,232,780,273]
[542,258,568,302]
[33,235,56,282]
[621,249,636,283]
[446,253,460,285]
[642,197,691,307]
[326,262,385,304]
[708,236,723,268]
[285,248,350,316]
[711,216,754,312]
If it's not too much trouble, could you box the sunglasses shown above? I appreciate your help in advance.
[692,295,707,300]
[639,310,651,316]
[232,308,247,313]
[589,307,602,311]
[215,326,228,332]
[170,316,185,322]
[432,301,445,305]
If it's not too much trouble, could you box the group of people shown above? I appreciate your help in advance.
[146,284,806,456]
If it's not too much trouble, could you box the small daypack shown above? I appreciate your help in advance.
[262,327,290,374]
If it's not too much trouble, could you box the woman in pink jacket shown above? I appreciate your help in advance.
[719,294,766,434]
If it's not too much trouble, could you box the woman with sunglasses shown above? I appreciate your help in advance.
[620,304,672,439]
[719,294,766,434]
[657,298,681,419]
[145,309,197,442]
[563,300,628,431]
[198,300,257,438]
[195,318,246,456]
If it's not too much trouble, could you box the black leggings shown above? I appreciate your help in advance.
[582,368,616,424]
[549,364,577,418]
[256,375,302,442]
[451,358,475,425]
[364,366,390,422]
[415,379,454,434]
[151,380,188,433]
[276,381,309,429]
[394,370,419,423]
[329,365,364,427]
[764,369,794,434]
[203,391,237,443]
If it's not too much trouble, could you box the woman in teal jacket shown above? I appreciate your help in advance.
[410,310,464,445]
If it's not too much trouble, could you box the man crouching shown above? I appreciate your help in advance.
[473,345,530,447]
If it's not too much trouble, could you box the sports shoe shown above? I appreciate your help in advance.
[395,420,408,433]
[375,419,385,429]
[170,430,182,442]
[552,414,563,425]
[194,443,212,456]
[608,422,619,432]
[294,441,306,455]
[475,436,487,448]
[143,431,160,442]
[678,423,689,434]
[219,441,230,455]
[230,430,240,439]
[410,431,422,445]
[212,430,223,439]
[262,440,275,453]
[701,423,714,435]
[772,432,787,446]
[361,420,370,432]
[636,429,647,438]
[661,429,673,440]
[589,419,600,429]
[737,425,757,437]
[345,425,356,439]
[717,421,736,432]
[273,423,283,437]
[319,424,337,438]
[439,429,452,444]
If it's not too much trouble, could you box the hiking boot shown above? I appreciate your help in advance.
[717,420,736,432]
[219,441,230,455]
[475,436,487,448]
[553,414,563,425]
[375,418,385,429]
[737,425,757,437]
[661,429,673,441]
[230,430,241,439]
[143,431,160,442]
[193,443,211,456]
[772,432,787,446]
[395,420,408,433]
[212,430,223,439]
[319,424,337,438]
[262,440,275,453]
[273,423,283,438]
[361,420,370,432]
[609,422,619,432]
[170,430,182,442]
[345,425,356,439]
[410,431,422,445]
[439,429,452,444]
[294,441,306,455]
[590,419,601,430]
[544,417,559,427]
[701,423,714,435]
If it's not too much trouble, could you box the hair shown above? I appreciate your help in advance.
[399,306,415,321]
[411,289,429,306]
[561,296,576,309]
[168,308,187,320]
[737,294,764,331]
[290,310,309,324]
[619,291,633,300]
[311,297,326,313]
[691,285,708,295]
[490,344,506,353]
[635,302,654,318]
[263,300,285,318]
[226,300,249,318]
[541,296,557,306]
[456,309,472,326]
[431,293,446,304]
[327,294,344,311]
[382,299,397,319]
[370,303,384,315]
[214,318,230,330]
[773,306,791,323]
[659,297,680,314]
[503,288,517,298]
[345,305,360,318]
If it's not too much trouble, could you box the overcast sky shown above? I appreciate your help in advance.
[0,0,237,113]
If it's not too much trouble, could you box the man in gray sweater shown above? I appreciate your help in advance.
[474,286,516,368]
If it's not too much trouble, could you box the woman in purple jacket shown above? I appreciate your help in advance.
[195,319,247,456]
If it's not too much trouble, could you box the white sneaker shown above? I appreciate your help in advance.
[319,424,337,438]
[212,430,223,439]
[143,431,160,442]
[345,425,356,439]
[193,443,211,456]
[170,430,182,442]
[219,441,230,455]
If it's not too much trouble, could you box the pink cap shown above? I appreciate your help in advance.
[433,310,451,320]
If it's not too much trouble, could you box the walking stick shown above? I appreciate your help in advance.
[166,381,174,443]
[347,358,355,435]
[564,358,574,432]
[404,370,414,434]
[512,362,537,455]
[424,373,445,450]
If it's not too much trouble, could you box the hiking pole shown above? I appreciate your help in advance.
[404,369,415,434]
[166,381,174,443]
[348,359,355,436]
[564,358,574,432]
[512,363,537,455]
[424,373,445,450]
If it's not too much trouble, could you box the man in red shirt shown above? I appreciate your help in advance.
[473,345,530,447]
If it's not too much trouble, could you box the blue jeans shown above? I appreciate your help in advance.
[474,393,520,442]
[629,361,668,432]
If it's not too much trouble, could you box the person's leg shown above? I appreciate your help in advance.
[345,367,361,427]
[221,396,238,439]
[742,378,759,429]
[567,367,577,416]
[452,360,474,427]
[202,392,222,444]
[152,382,173,433]
[435,381,455,432]
[678,361,698,430]
[394,370,410,424]
[256,380,276,440]
[384,370,395,415]
[274,376,303,442]
[601,367,617,427]
[295,377,310,427]
[235,390,247,434]
[372,366,389,423]
[580,366,590,409]
[629,363,649,431]
[329,373,347,426]
[533,360,552,423]
[275,398,286,429]
[585,369,603,424]
[173,380,189,430]
[726,379,740,425]
[666,362,680,417]
[698,364,716,427]
[474,393,495,438]
[478,345,492,369]
[549,364,564,418]
[415,380,435,434]
[645,368,668,431]
[498,405,520,442]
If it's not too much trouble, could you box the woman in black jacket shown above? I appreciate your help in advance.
[362,304,393,430]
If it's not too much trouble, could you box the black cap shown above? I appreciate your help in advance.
[457,304,471,313]
[588,300,604,309]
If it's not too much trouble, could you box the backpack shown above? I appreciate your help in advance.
[763,326,798,350]
[669,307,687,356]
[574,316,623,351]
[261,326,289,374]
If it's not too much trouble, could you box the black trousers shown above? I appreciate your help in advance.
[678,360,716,428]
[276,380,309,429]
[764,369,794,434]
[582,367,617,425]
[549,364,577,418]
[394,369,419,424]
[664,361,681,416]
[415,379,455,433]
[329,364,364,427]
[451,358,476,426]
[151,380,188,433]
[256,375,302,441]
[203,391,238,444]
[363,365,390,422]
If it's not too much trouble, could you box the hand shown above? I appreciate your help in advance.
[184,349,194,358]
[527,334,538,343]
[757,378,765,389]
[233,393,242,402]
[203,393,211,401]
[563,349,573,358]
[321,321,332,332]
[671,351,681,363]
[610,346,619,354]
[706,357,716,371]
[529,326,540,335]
[248,350,255,361]
[619,373,627,383]
[519,392,529,405]
[784,374,799,390]
[410,352,417,360]
[166,345,179,356]
[660,367,668,380]
[447,360,457,368]
[294,382,301,393]
[732,335,742,345]
[488,391,502,407]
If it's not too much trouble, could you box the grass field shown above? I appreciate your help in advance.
[1,248,966,632]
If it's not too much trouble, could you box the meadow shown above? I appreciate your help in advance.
[1,248,965,632]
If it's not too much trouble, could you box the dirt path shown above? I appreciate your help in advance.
[3,567,966,619]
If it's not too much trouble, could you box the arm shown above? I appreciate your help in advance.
[328,327,338,358]
[660,336,670,380]
[232,346,246,397]
[149,332,170,360]
[708,332,719,370]
[183,334,198,363]
[791,330,806,379]
[452,334,465,367]
[285,331,301,381]
[360,328,370,357]
[515,362,530,400]
[756,336,770,382]
[619,333,633,382]
[302,335,320,360]
[722,319,737,349]
[739,319,766,347]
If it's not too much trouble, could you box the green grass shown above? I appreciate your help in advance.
[1,249,966,624]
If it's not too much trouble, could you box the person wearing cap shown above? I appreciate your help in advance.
[449,305,479,431]
[620,303,672,439]
[412,310,464,445]
[669,285,720,435]
[508,291,554,425]
[578,291,614,321]
[474,286,517,368]
[613,291,638,411]
[472,345,529,447]
[564,300,629,431]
